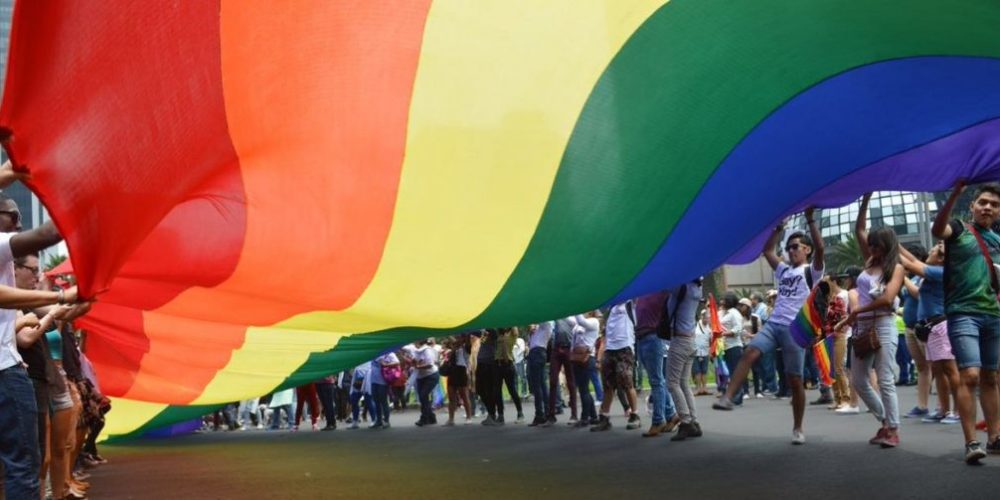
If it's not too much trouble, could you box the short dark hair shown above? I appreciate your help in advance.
[13,252,38,267]
[787,231,814,258]
[974,183,1000,201]
[903,242,927,263]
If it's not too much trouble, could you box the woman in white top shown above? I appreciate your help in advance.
[370,352,399,429]
[720,293,747,404]
[693,310,713,395]
[571,312,601,426]
[836,193,905,448]
[444,335,473,426]
[410,339,441,426]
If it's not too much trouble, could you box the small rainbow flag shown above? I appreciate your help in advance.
[707,294,723,359]
[812,335,836,387]
[789,283,829,349]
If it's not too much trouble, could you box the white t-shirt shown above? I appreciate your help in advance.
[529,321,554,350]
[720,308,744,350]
[513,338,526,363]
[0,233,20,370]
[769,262,825,326]
[604,302,635,351]
[572,315,600,354]
[414,345,439,378]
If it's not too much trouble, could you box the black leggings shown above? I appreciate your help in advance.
[495,361,523,416]
[476,362,500,417]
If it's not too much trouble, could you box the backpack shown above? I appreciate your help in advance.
[657,284,687,340]
[381,364,403,386]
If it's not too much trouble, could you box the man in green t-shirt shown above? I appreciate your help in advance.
[932,180,1000,464]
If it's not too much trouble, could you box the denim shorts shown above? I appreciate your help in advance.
[947,313,1000,370]
[692,356,709,375]
[747,322,805,377]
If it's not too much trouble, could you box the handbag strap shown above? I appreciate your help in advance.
[965,223,1000,293]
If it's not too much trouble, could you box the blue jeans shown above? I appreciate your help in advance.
[371,383,390,425]
[269,404,295,429]
[895,333,913,383]
[0,366,40,499]
[416,373,440,423]
[316,382,337,426]
[759,350,778,393]
[948,313,1000,370]
[637,335,675,425]
[527,347,549,418]
[572,356,598,422]
[590,363,604,403]
[724,346,747,404]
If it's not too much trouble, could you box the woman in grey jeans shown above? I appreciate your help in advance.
[836,193,906,448]
[666,279,704,441]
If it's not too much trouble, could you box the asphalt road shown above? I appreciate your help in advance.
[90,386,997,499]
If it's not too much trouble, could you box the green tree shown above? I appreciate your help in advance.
[44,253,67,272]
[825,233,863,274]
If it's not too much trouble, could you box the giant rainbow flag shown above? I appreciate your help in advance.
[2,1,1000,438]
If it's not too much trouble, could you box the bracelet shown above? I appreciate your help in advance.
[57,288,65,304]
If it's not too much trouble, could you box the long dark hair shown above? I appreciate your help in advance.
[866,227,900,285]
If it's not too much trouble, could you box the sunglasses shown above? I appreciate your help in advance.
[785,243,803,252]
[16,264,39,274]
[0,210,19,224]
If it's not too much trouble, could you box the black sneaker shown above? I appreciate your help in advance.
[590,415,611,432]
[810,396,834,406]
[966,441,988,465]
[541,416,557,428]
[987,437,1000,455]
[496,415,505,426]
[528,416,544,427]
[689,421,703,438]
[626,413,642,430]
[671,422,696,442]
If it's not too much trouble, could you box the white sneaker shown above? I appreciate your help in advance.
[464,417,473,425]
[792,429,806,445]
[835,405,860,415]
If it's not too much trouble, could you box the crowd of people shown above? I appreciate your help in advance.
[4,169,1000,500]
[209,181,1000,468]
[0,163,108,500]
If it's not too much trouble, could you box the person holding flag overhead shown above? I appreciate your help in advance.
[714,207,824,446]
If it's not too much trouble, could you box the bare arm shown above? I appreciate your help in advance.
[805,207,824,272]
[897,244,927,279]
[850,264,906,317]
[933,180,966,240]
[762,221,787,270]
[15,308,62,348]
[856,193,872,262]
[0,284,76,310]
[10,221,62,258]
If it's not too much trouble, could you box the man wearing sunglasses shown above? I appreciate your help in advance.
[0,161,87,499]
[714,207,824,446]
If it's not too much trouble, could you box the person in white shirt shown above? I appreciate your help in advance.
[370,352,399,429]
[591,301,640,432]
[526,322,553,426]
[693,310,712,396]
[719,293,747,405]
[0,174,90,500]
[571,313,600,427]
[714,207,825,448]
[409,339,440,426]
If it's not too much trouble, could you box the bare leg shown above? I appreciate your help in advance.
[955,368,981,443]
[931,362,950,413]
[789,375,805,431]
[981,369,1000,443]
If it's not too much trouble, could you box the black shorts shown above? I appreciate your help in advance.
[449,367,469,388]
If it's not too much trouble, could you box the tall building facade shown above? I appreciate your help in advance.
[0,0,45,232]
